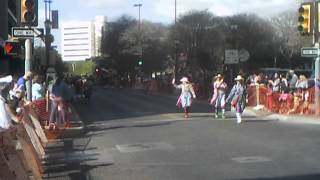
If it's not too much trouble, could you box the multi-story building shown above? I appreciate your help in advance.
[61,21,94,62]
[61,16,107,62]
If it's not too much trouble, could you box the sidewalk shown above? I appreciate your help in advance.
[245,106,320,125]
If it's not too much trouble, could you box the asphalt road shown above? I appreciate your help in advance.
[47,87,320,180]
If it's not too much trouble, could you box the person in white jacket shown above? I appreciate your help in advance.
[0,75,17,129]
[172,77,196,118]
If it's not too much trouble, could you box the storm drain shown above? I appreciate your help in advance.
[232,156,271,163]
[116,142,174,153]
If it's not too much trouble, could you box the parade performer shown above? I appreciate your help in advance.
[172,77,196,118]
[226,75,246,124]
[210,74,227,118]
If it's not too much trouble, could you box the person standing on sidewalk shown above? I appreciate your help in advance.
[210,74,227,118]
[226,75,246,124]
[0,75,18,129]
[172,77,196,118]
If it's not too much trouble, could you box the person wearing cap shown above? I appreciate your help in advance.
[210,73,227,118]
[172,77,196,118]
[226,75,246,124]
[0,75,17,129]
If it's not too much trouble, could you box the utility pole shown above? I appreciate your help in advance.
[174,0,178,78]
[25,38,32,100]
[134,3,142,76]
[44,0,52,77]
[313,0,320,115]
[134,3,142,55]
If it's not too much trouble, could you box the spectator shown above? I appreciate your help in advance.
[279,73,288,93]
[287,70,298,92]
[49,74,73,128]
[32,75,45,101]
[269,73,281,92]
[15,71,33,92]
[295,75,308,89]
[0,75,17,129]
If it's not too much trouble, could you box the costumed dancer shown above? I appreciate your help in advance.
[172,77,196,118]
[226,75,246,124]
[210,73,227,118]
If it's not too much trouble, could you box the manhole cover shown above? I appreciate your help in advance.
[232,156,271,163]
[116,142,174,153]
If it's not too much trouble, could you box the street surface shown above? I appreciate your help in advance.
[46,87,320,180]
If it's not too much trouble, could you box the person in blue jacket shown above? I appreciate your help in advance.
[226,75,246,124]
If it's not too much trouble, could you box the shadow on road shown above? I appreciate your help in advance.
[43,130,114,179]
[237,174,320,180]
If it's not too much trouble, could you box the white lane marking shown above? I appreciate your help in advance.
[116,142,174,153]
[232,156,271,163]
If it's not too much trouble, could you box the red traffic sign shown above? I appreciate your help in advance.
[4,41,21,55]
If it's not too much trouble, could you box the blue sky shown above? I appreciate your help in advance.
[37,0,298,52]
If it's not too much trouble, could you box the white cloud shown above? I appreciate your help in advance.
[153,0,298,20]
[78,0,127,9]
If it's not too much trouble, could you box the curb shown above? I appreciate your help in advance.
[245,108,320,125]
[60,105,86,138]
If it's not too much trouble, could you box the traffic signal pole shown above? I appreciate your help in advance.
[25,38,32,101]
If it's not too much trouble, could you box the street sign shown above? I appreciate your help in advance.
[239,49,250,62]
[12,27,44,38]
[225,49,239,64]
[301,47,319,57]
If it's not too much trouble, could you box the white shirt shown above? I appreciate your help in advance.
[0,96,11,129]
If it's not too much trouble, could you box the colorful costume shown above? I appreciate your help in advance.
[210,77,227,118]
[173,77,196,118]
[226,75,246,124]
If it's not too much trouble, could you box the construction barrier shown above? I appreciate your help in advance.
[0,98,72,180]
[247,85,320,115]
[31,99,72,140]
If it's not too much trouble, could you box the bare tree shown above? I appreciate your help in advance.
[271,10,312,67]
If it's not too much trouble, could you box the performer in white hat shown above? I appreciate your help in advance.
[172,77,196,118]
[226,75,246,124]
[0,75,16,129]
[210,73,227,118]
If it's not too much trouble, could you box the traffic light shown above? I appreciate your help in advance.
[298,3,313,35]
[20,0,38,26]
[4,41,21,55]
[138,59,143,66]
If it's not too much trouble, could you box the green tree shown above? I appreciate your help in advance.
[120,21,170,73]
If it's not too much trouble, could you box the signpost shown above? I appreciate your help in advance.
[225,49,239,64]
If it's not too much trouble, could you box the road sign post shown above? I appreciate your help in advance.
[25,39,32,101]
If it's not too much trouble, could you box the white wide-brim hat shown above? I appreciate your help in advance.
[180,77,189,83]
[0,75,12,84]
[234,75,244,81]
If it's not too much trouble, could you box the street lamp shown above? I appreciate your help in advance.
[134,3,142,31]
[134,3,143,75]
[174,0,178,78]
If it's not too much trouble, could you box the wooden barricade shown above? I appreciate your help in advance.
[1,98,74,180]
[0,129,30,180]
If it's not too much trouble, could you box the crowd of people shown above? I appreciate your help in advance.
[0,71,95,130]
[246,69,319,114]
